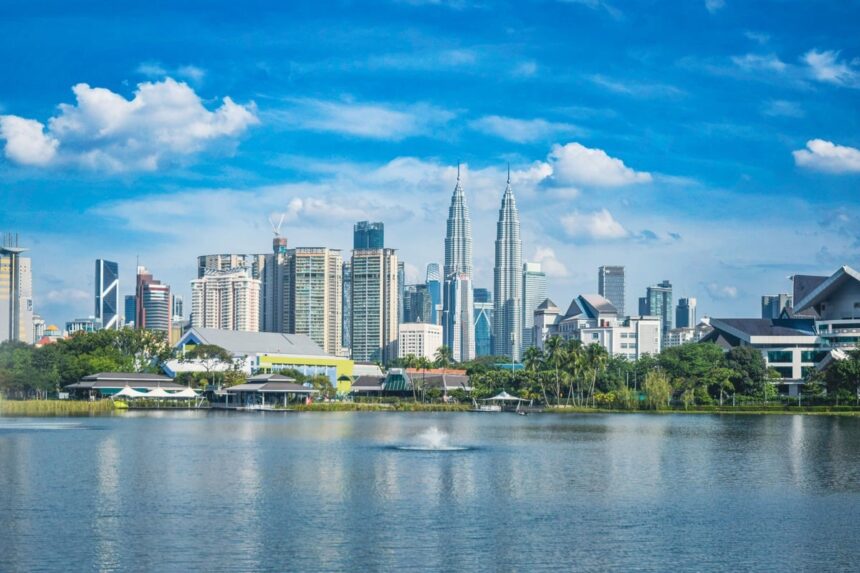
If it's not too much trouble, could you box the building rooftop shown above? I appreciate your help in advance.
[793,266,860,317]
[179,327,331,357]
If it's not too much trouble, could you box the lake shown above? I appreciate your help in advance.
[1,411,859,572]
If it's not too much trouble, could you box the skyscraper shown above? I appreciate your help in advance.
[522,262,547,352]
[761,294,792,319]
[473,288,494,357]
[641,280,673,340]
[135,266,171,334]
[353,221,384,249]
[262,236,289,333]
[598,266,626,317]
[283,247,343,356]
[94,259,119,330]
[198,252,269,327]
[397,260,406,324]
[442,167,475,362]
[172,294,184,320]
[124,295,136,327]
[191,268,261,332]
[404,284,433,324]
[426,263,441,324]
[0,234,33,344]
[351,248,399,363]
[342,260,352,351]
[676,297,697,328]
[493,169,522,361]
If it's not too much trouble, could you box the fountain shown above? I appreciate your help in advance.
[395,426,469,451]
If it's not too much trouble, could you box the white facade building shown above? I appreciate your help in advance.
[398,322,444,361]
[191,268,261,332]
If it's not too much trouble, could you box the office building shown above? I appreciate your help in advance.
[262,237,289,333]
[641,280,673,340]
[493,170,522,361]
[404,284,433,324]
[191,268,261,332]
[351,248,399,363]
[0,234,34,344]
[676,297,697,328]
[283,248,343,356]
[94,259,120,330]
[66,317,100,335]
[135,266,171,334]
[172,294,184,320]
[522,262,547,351]
[442,168,475,362]
[397,260,406,324]
[426,263,441,324]
[124,295,136,327]
[342,261,352,351]
[398,322,443,361]
[761,293,792,319]
[598,266,625,318]
[473,288,494,357]
[353,221,384,249]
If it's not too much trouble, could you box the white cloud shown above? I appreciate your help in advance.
[802,49,859,87]
[761,99,804,118]
[0,115,59,166]
[531,247,569,277]
[703,282,738,301]
[272,98,453,140]
[512,61,539,77]
[793,139,860,174]
[561,209,628,241]
[366,49,478,71]
[0,78,257,171]
[589,75,685,99]
[137,62,206,83]
[43,288,90,304]
[469,115,581,143]
[731,53,787,73]
[704,0,725,13]
[549,142,652,187]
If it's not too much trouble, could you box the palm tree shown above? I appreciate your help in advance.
[523,346,549,405]
[563,339,584,406]
[416,356,433,402]
[434,345,453,369]
[584,343,609,407]
[544,336,566,405]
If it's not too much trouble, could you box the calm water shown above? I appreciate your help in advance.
[1,412,859,572]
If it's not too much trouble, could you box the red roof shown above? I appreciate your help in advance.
[405,367,467,376]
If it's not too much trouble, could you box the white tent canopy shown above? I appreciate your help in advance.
[145,387,173,399]
[171,387,200,399]
[113,386,149,399]
[482,391,528,402]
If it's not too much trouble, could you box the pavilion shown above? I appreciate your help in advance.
[221,373,316,408]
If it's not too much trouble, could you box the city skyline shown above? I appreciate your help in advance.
[1,1,858,327]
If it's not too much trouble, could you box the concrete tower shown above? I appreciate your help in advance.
[442,166,475,362]
[493,167,523,361]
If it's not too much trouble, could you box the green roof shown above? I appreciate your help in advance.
[383,372,412,392]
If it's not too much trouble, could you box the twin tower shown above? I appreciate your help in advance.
[442,166,521,363]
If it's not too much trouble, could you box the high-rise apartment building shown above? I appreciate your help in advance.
[0,234,33,344]
[262,237,289,333]
[442,168,475,362]
[676,297,697,328]
[493,171,523,361]
[641,280,673,340]
[397,261,406,324]
[426,263,441,324]
[191,268,261,332]
[198,252,270,328]
[353,221,384,249]
[283,248,343,356]
[135,266,171,334]
[172,294,184,320]
[761,294,792,319]
[522,262,547,352]
[94,259,119,330]
[473,288,494,357]
[598,266,626,317]
[351,248,399,363]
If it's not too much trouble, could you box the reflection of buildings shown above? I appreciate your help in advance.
[702,265,860,396]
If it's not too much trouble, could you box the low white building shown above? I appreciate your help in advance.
[664,321,713,348]
[578,316,662,359]
[398,322,443,361]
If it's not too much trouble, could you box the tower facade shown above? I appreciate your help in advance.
[598,266,626,318]
[493,171,523,361]
[191,268,261,332]
[521,262,547,351]
[676,297,697,328]
[353,221,384,249]
[351,248,399,363]
[283,248,343,356]
[135,266,171,334]
[0,235,33,344]
[442,168,475,362]
[95,259,119,330]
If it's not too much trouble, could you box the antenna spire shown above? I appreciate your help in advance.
[507,162,511,184]
[457,161,461,181]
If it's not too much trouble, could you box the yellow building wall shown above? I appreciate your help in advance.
[257,354,354,379]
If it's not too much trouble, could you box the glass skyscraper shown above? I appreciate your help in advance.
[493,170,522,361]
[95,259,119,330]
[426,263,441,324]
[522,262,546,351]
[642,280,673,340]
[442,168,475,362]
[473,288,493,357]
[353,221,384,249]
[676,297,697,328]
[598,265,625,317]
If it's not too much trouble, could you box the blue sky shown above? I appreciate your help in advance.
[1,0,859,326]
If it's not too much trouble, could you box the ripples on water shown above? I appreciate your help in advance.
[0,412,859,572]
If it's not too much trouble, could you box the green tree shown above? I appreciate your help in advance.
[822,347,860,405]
[434,345,453,368]
[523,346,549,405]
[544,336,566,405]
[724,346,768,396]
[183,344,234,389]
[643,370,672,410]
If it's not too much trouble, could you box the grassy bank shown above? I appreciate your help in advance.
[545,405,860,416]
[0,399,115,417]
[294,402,472,412]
